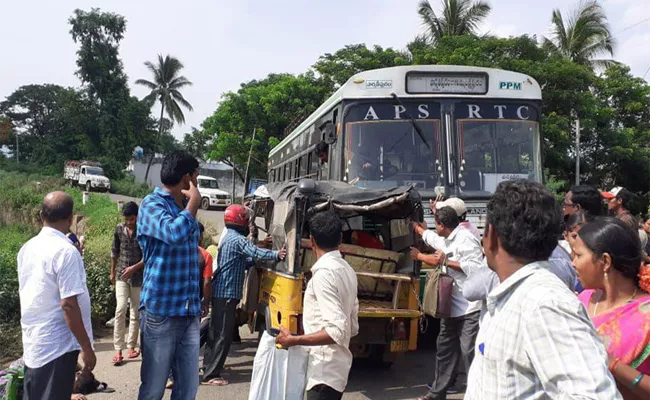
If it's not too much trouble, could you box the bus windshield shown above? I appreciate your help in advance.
[458,119,540,195]
[345,120,440,190]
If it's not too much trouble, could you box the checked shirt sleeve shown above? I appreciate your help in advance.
[138,196,196,246]
[239,239,278,264]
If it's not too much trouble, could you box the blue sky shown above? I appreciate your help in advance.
[1,0,648,139]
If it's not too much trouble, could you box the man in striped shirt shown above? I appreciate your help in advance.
[465,180,621,399]
[136,151,202,400]
[202,204,286,386]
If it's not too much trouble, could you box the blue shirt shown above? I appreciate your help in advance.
[137,188,200,317]
[214,229,278,300]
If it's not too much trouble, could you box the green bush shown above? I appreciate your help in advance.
[0,169,121,333]
[110,175,152,198]
[0,323,22,365]
[0,225,36,363]
[0,225,36,324]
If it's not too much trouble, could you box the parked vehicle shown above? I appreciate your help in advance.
[64,160,111,192]
[244,179,424,366]
[197,175,232,210]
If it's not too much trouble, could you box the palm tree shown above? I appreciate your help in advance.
[417,0,491,45]
[543,0,616,69]
[136,54,193,182]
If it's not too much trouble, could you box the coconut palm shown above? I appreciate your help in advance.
[417,0,491,44]
[136,54,193,181]
[543,0,616,69]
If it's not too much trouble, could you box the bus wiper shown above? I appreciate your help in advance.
[391,93,430,150]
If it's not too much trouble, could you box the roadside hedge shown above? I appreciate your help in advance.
[0,170,121,362]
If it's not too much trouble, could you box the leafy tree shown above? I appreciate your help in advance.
[0,84,94,166]
[313,44,411,87]
[203,72,331,183]
[136,54,193,181]
[417,0,491,44]
[69,8,128,103]
[542,0,616,69]
[0,117,11,144]
[182,127,211,160]
[588,65,650,194]
[69,8,151,168]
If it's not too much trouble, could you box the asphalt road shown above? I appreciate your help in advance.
[91,328,461,400]
[108,193,226,232]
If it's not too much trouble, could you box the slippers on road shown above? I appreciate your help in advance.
[202,378,229,386]
[112,353,123,366]
[127,349,140,359]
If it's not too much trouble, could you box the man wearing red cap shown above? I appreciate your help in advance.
[601,187,637,230]
[202,204,286,386]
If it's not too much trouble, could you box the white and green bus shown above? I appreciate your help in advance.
[268,65,543,230]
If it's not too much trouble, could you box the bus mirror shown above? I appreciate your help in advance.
[298,179,317,195]
[320,122,337,145]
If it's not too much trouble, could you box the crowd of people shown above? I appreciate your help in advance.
[13,147,650,400]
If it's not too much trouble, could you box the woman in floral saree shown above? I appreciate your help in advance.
[573,218,650,399]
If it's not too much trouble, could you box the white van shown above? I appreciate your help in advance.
[197,175,232,210]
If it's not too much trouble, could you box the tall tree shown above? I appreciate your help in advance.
[182,127,211,160]
[203,72,331,183]
[543,0,616,69]
[417,0,491,44]
[69,8,128,103]
[136,54,193,181]
[313,44,411,87]
[0,85,94,166]
[69,8,150,169]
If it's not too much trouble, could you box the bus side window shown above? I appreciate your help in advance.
[295,159,300,180]
[309,153,319,178]
[300,155,308,178]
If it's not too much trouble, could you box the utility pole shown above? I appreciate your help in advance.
[15,132,19,164]
[574,119,581,185]
[231,158,236,203]
[243,128,257,196]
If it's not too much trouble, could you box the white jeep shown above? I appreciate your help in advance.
[197,175,232,210]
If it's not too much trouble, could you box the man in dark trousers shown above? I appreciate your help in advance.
[202,204,286,386]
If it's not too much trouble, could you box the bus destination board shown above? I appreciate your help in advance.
[406,73,488,94]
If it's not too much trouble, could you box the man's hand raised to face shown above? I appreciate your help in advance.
[181,175,201,217]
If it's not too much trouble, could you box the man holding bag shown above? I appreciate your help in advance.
[276,211,359,400]
[411,206,485,400]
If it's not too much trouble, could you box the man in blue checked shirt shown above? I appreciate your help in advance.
[136,151,203,400]
[202,204,286,386]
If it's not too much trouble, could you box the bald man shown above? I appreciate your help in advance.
[18,191,95,400]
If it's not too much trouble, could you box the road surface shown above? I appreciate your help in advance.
[91,328,461,400]
[108,193,226,232]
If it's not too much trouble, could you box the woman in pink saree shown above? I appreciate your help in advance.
[573,218,650,399]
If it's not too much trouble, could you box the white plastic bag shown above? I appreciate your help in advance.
[248,331,309,400]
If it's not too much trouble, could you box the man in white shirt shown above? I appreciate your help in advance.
[276,211,359,400]
[411,206,485,400]
[431,197,481,240]
[18,191,95,400]
[465,180,620,400]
